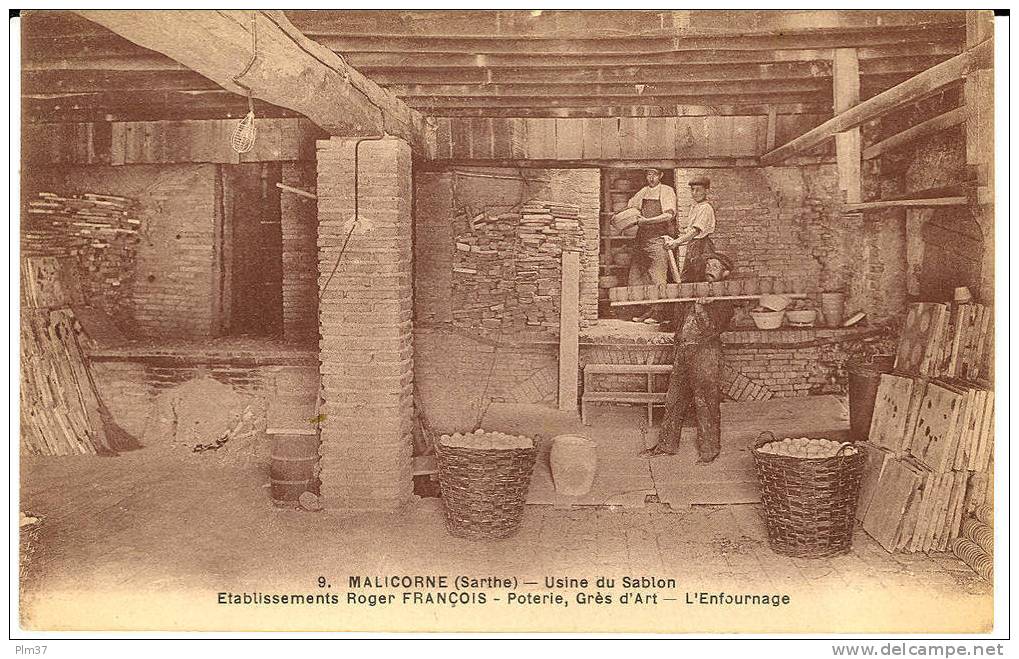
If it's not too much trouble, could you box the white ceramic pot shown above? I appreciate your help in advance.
[549,434,598,496]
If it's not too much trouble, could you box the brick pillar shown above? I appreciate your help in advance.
[316,137,414,510]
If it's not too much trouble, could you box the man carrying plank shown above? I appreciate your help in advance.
[642,247,735,464]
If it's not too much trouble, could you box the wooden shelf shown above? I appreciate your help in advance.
[610,293,810,307]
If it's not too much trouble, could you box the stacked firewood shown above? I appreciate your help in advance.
[23,192,141,318]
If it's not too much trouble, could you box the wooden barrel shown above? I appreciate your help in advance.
[270,431,321,501]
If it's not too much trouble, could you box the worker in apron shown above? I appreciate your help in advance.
[624,168,676,324]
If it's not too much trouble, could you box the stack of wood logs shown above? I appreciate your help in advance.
[452,200,584,333]
[859,302,994,554]
[23,192,141,319]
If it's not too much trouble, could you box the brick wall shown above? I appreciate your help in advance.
[673,165,847,286]
[413,167,600,337]
[280,162,319,343]
[25,164,220,338]
[316,137,414,511]
[414,326,559,433]
[414,324,882,432]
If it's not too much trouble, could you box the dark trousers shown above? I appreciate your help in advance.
[660,338,722,459]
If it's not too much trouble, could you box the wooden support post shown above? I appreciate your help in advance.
[558,250,581,412]
[833,48,862,204]
[765,106,778,152]
[760,39,993,165]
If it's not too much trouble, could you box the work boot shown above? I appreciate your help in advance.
[695,451,719,465]
[640,442,678,457]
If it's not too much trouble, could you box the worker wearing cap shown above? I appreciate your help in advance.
[664,176,716,279]
[643,245,735,465]
[614,168,677,323]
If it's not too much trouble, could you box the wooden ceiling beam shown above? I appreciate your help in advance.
[23,90,303,123]
[338,43,962,69]
[405,91,833,110]
[354,57,945,86]
[72,9,429,146]
[20,66,920,97]
[761,38,992,165]
[287,10,964,39]
[22,69,220,94]
[307,25,964,56]
[385,72,917,98]
[22,42,962,73]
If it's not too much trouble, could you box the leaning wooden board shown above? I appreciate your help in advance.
[856,443,892,522]
[863,457,923,552]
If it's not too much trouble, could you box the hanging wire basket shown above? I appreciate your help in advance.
[231,94,257,154]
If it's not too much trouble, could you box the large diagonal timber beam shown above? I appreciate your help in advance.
[760,37,992,166]
[74,9,430,148]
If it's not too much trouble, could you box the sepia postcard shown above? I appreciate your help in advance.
[13,8,1005,642]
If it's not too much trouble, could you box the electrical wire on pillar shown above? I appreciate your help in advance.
[314,114,389,442]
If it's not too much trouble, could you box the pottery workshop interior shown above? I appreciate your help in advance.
[17,10,998,634]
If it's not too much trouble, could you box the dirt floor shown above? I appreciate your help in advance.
[18,401,992,634]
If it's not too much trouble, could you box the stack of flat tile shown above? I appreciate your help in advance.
[23,192,141,318]
[451,200,584,334]
[860,302,995,553]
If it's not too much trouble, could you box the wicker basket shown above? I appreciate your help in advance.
[751,431,865,558]
[435,438,537,540]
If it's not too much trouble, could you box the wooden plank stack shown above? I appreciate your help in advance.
[20,307,114,456]
[862,301,995,553]
[451,200,585,334]
[23,191,141,319]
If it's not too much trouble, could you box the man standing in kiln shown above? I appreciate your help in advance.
[664,176,716,276]
[618,168,677,324]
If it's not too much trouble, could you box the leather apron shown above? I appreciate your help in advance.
[634,194,669,269]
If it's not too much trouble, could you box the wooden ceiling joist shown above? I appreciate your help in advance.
[760,38,992,166]
[72,9,429,146]
[338,43,962,69]
[406,103,835,119]
[306,25,964,57]
[24,29,961,76]
[863,106,967,159]
[287,9,963,40]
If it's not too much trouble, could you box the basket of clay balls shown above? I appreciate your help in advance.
[435,429,537,540]
[751,432,865,558]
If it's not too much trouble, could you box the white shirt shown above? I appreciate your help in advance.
[627,184,677,216]
[685,200,716,238]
